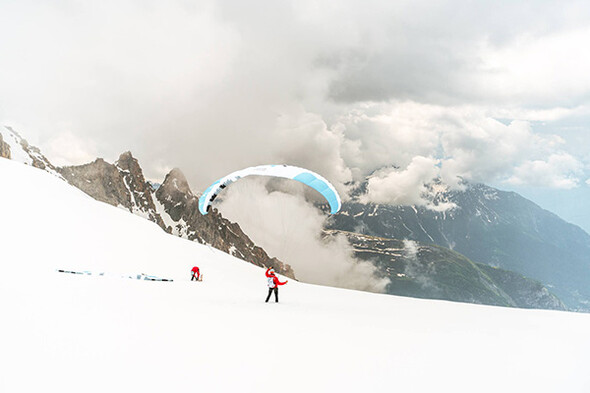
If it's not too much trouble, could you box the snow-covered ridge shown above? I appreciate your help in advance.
[0,125,63,179]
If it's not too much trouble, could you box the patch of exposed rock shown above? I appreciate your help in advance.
[59,157,134,208]
[58,152,166,228]
[0,132,10,159]
[115,152,166,226]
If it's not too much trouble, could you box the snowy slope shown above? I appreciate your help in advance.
[0,126,63,179]
[2,157,590,393]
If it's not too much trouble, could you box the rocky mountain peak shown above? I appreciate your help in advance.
[58,153,166,230]
[160,168,194,197]
[93,157,108,166]
[59,158,131,207]
[115,152,152,205]
[115,151,143,173]
[155,170,196,222]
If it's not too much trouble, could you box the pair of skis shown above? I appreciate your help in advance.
[57,269,173,282]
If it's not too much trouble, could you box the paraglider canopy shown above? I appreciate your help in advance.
[198,165,341,215]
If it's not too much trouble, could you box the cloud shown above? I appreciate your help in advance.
[438,118,541,187]
[1,0,589,200]
[506,153,584,189]
[322,1,590,106]
[216,179,389,292]
[273,111,353,199]
[42,131,99,167]
[334,101,441,179]
[477,26,590,107]
[361,156,439,206]
[331,102,584,195]
[403,240,438,291]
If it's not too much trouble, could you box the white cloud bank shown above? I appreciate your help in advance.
[361,156,439,206]
[507,154,585,189]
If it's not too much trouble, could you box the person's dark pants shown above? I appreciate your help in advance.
[265,287,279,303]
[191,273,199,281]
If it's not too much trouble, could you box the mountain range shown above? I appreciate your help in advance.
[327,230,565,310]
[326,183,590,310]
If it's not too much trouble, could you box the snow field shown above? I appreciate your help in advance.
[1,157,590,392]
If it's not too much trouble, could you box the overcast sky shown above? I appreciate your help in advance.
[1,0,589,231]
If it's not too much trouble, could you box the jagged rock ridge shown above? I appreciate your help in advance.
[58,152,294,278]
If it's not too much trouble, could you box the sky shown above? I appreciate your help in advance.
[1,0,589,232]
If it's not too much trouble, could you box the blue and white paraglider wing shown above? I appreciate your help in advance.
[198,165,342,215]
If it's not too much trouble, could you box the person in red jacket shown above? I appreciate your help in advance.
[265,267,287,303]
[191,266,201,281]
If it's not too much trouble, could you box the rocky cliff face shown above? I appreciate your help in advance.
[59,157,135,207]
[58,152,294,278]
[58,152,166,228]
[330,230,566,310]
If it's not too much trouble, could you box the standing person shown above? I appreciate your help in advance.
[191,266,200,281]
[265,267,287,303]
